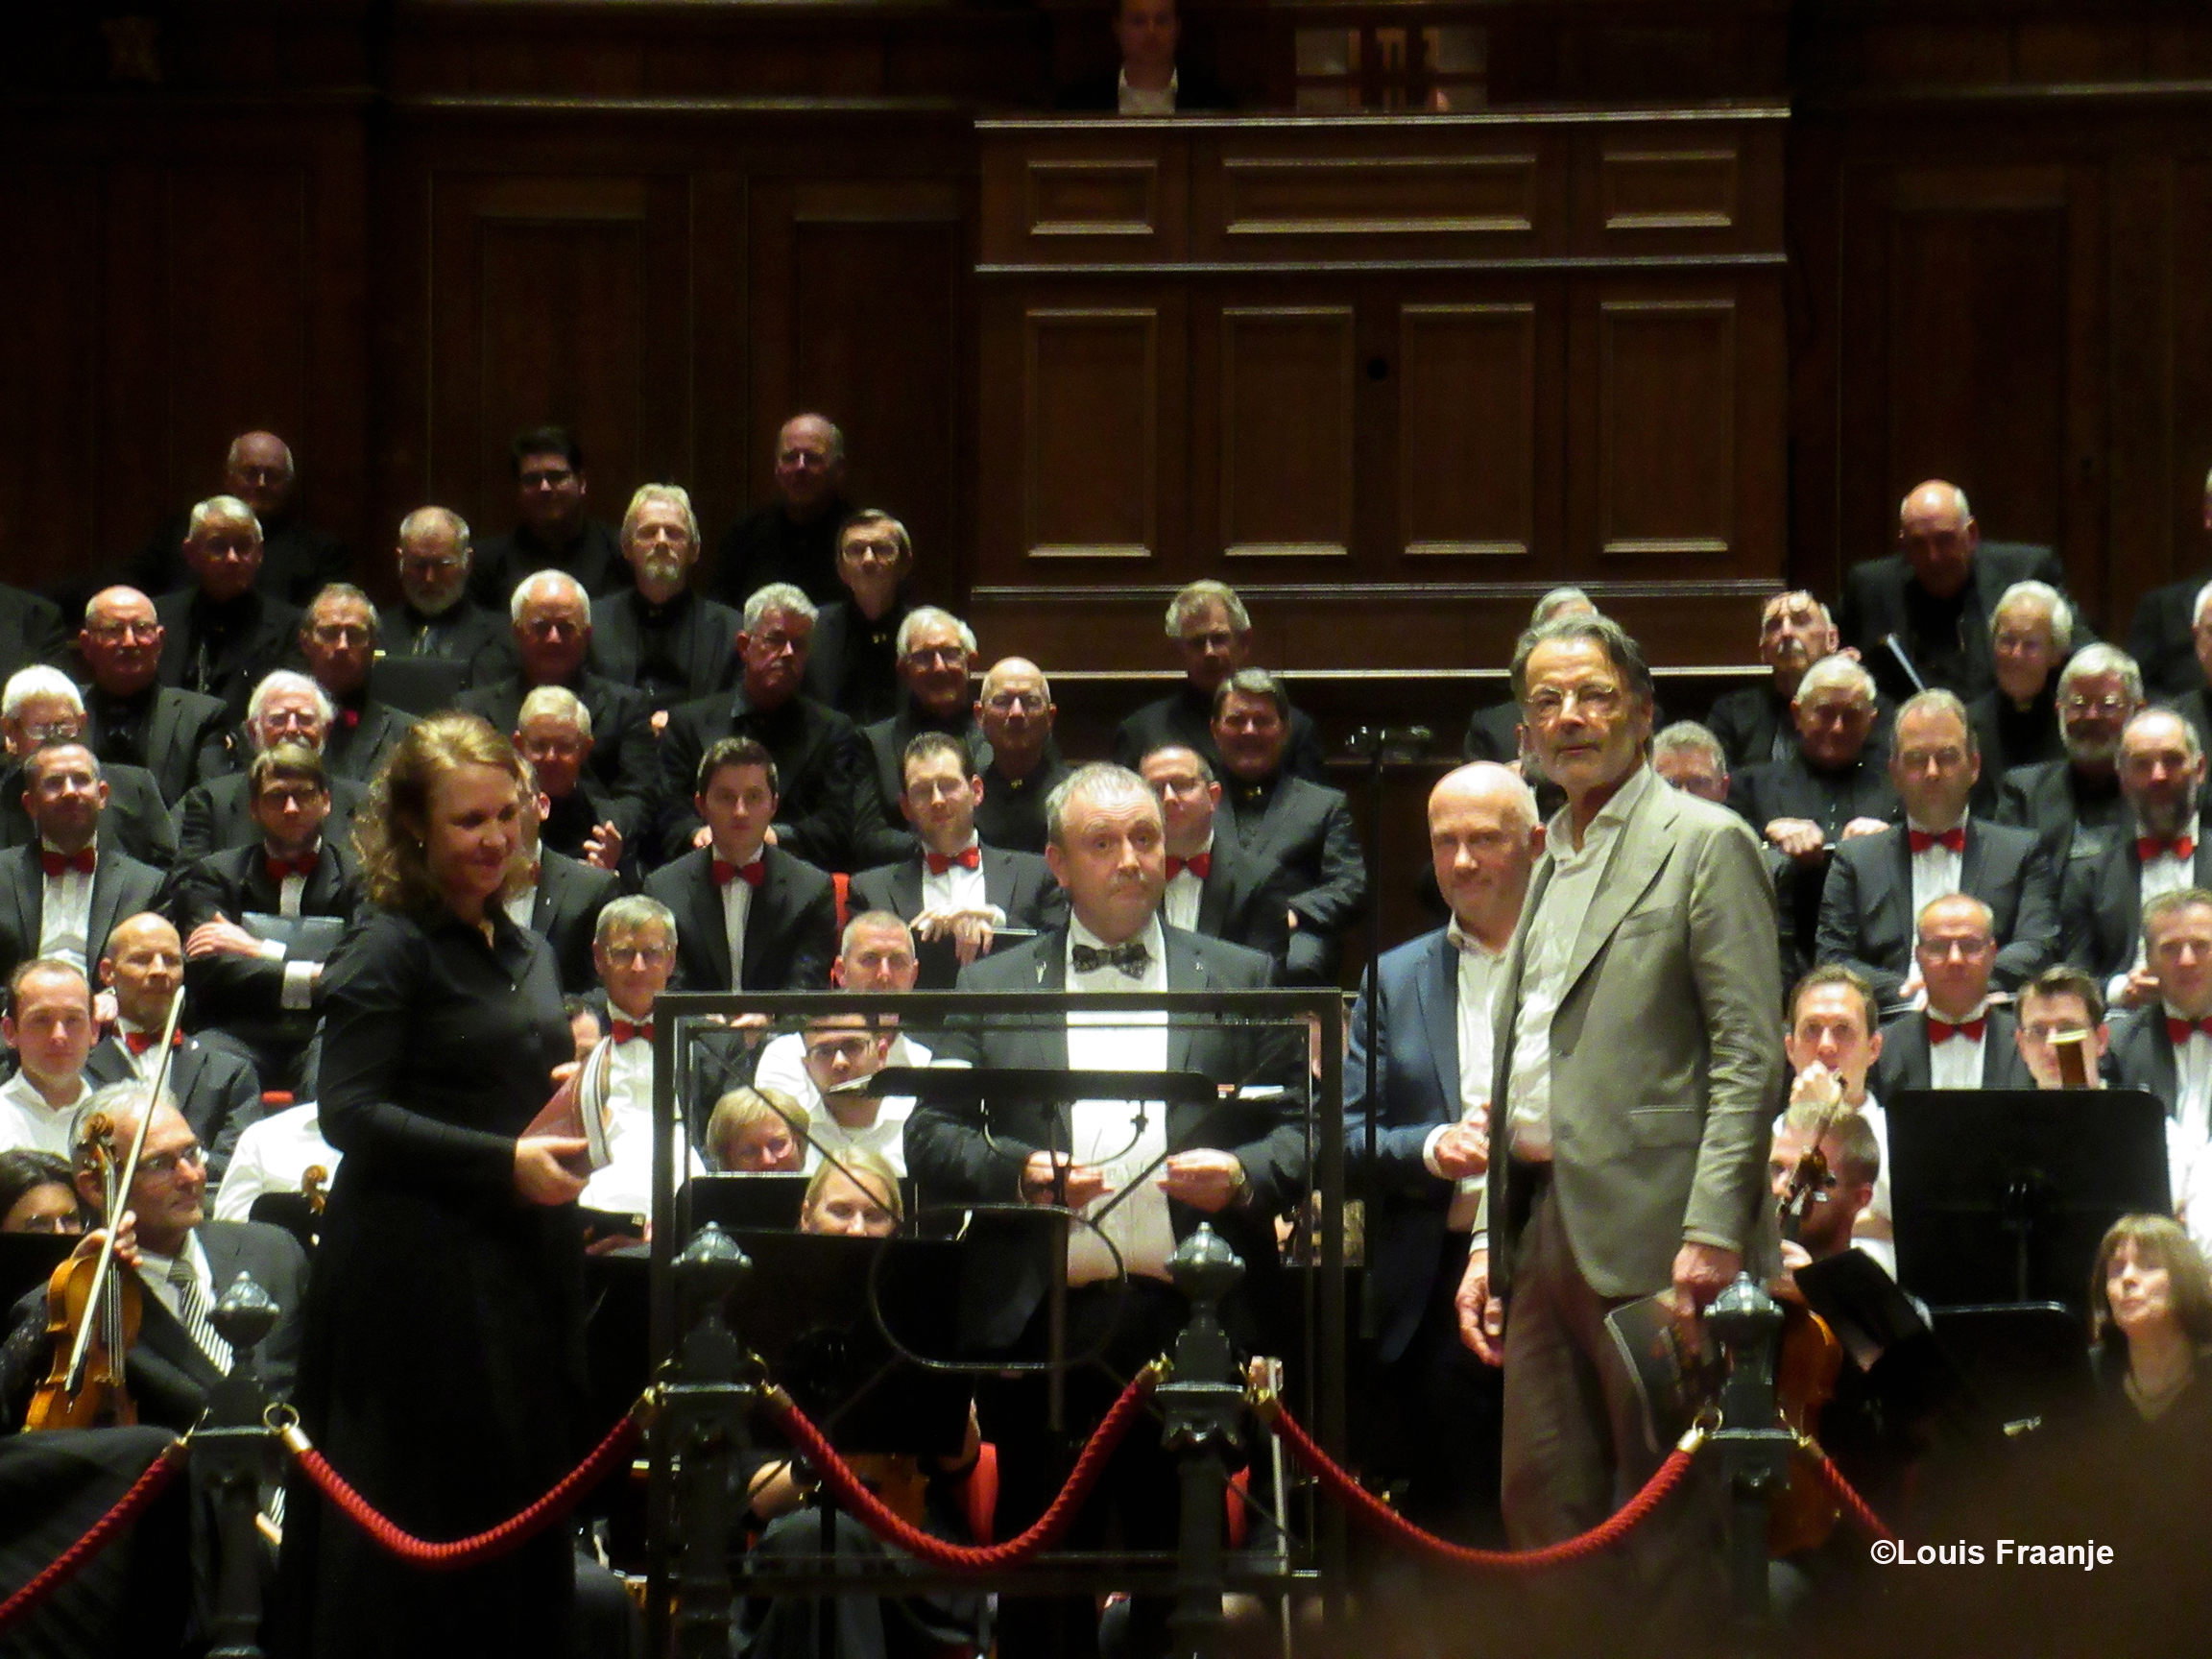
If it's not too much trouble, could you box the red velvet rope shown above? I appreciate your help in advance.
[1264,1400,1699,1571]
[0,1439,190,1635]
[285,1409,641,1572]
[1799,1440,1897,1545]
[766,1367,1159,1570]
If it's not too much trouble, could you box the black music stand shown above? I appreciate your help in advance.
[1888,1088,2171,1310]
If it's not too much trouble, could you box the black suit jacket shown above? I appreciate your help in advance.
[81,684,229,806]
[1214,774,1365,985]
[847,846,1069,987]
[1461,699,1522,764]
[0,842,165,985]
[657,687,865,870]
[588,588,741,712]
[1112,683,1330,787]
[171,839,363,1038]
[1053,63,1237,111]
[1815,820,2058,1007]
[467,518,627,612]
[644,845,836,993]
[2170,686,2212,766]
[152,589,302,723]
[2126,575,2207,702]
[176,771,367,866]
[0,1219,308,1432]
[973,751,1070,858]
[2057,832,2212,982]
[84,1032,264,1179]
[1993,757,2127,868]
[527,849,620,995]
[320,698,415,785]
[1726,750,1902,841]
[1870,1006,2034,1097]
[2108,1006,2182,1116]
[458,671,656,841]
[0,759,177,872]
[1704,682,1794,771]
[712,498,851,610]
[374,598,514,686]
[0,583,65,684]
[802,598,907,727]
[908,925,1303,1350]
[132,511,350,610]
[849,708,993,872]
[1838,541,2077,704]
[1175,835,1291,968]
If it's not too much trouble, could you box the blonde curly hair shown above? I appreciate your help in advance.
[354,711,531,913]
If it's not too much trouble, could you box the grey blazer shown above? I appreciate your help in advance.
[1484,771,1786,1301]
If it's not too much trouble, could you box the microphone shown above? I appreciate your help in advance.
[1342,725,1433,764]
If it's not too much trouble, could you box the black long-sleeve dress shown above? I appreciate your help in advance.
[277,902,583,1658]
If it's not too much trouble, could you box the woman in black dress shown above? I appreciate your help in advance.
[280,712,591,1657]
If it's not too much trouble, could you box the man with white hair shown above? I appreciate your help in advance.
[0,665,179,870]
[1839,478,2080,705]
[175,669,367,862]
[657,582,865,869]
[152,494,305,722]
[1991,642,2142,862]
[2122,467,2212,701]
[514,685,624,872]
[1706,590,1848,770]
[76,584,229,805]
[2167,576,2212,764]
[457,568,657,843]
[1113,578,1329,784]
[589,482,741,717]
[850,606,990,870]
[1965,579,2071,792]
[375,505,512,682]
[129,429,350,607]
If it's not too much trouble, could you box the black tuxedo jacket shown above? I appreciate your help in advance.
[847,847,1069,986]
[0,759,177,872]
[176,771,367,866]
[0,842,165,985]
[0,583,65,683]
[1838,541,2076,703]
[85,1031,264,1178]
[802,598,907,727]
[457,671,655,841]
[0,1219,308,1432]
[1815,820,2058,1007]
[974,752,1071,859]
[467,518,627,612]
[152,589,303,723]
[321,698,415,784]
[1727,751,1902,841]
[1993,757,2126,867]
[2057,832,2212,981]
[172,839,363,1034]
[132,511,350,610]
[2126,576,2207,702]
[712,497,851,610]
[1053,63,1237,111]
[1704,683,1792,771]
[81,684,229,806]
[374,598,515,687]
[1461,699,1522,764]
[537,778,627,870]
[588,588,741,711]
[657,687,865,870]
[2109,1007,2183,1116]
[1870,1006,2034,1098]
[850,708,993,872]
[644,844,836,993]
[528,849,620,995]
[1111,683,1330,787]
[2170,686,2212,768]
[1214,773,1365,984]
[1179,835,1291,967]
[1965,687,2061,813]
[909,925,1303,1350]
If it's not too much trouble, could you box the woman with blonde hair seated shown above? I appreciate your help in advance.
[705,1084,806,1173]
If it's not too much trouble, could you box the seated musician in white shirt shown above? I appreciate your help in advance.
[753,911,934,1102]
[579,894,702,1218]
[0,959,95,1157]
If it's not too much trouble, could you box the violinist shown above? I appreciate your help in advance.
[0,1082,307,1431]
[1780,964,1896,1274]
[1767,1103,1882,1281]
[0,959,96,1157]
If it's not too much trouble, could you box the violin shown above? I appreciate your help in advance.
[22,990,189,1433]
[1767,1096,1847,1554]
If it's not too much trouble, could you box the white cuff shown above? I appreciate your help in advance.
[279,960,319,1011]
[2106,972,2130,1006]
[255,938,287,962]
[1421,1123,1450,1178]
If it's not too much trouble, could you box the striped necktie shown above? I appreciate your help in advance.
[167,1254,232,1377]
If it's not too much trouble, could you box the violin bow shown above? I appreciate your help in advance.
[61,988,189,1394]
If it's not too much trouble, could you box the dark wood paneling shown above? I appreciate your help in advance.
[1397,301,1541,559]
[0,165,102,580]
[1215,306,1358,558]
[1590,296,1738,560]
[1022,307,1163,558]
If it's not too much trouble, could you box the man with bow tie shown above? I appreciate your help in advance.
[0,742,164,987]
[2057,707,2212,1007]
[2110,889,2212,1151]
[85,912,261,1183]
[173,744,364,1094]
[907,760,1304,1659]
[578,895,703,1218]
[1869,894,2032,1100]
[1816,687,2056,1009]
[848,732,1063,988]
[645,735,835,995]
[1136,742,1286,969]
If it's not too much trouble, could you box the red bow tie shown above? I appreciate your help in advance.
[1930,1016,1985,1045]
[711,857,766,888]
[2169,1016,2212,1046]
[123,1028,180,1057]
[2140,836,2197,864]
[926,845,981,877]
[339,708,360,730]
[1908,827,1966,855]
[1166,853,1212,880]
[611,1020,655,1045]
[266,853,319,882]
[39,848,93,878]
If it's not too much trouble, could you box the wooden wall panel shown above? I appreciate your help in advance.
[1588,296,1738,562]
[0,165,102,580]
[1022,307,1161,559]
[1216,306,1357,558]
[1397,301,1540,559]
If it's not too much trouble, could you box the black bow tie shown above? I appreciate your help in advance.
[1071,939,1150,979]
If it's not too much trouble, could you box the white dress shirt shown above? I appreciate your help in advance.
[0,1071,91,1157]
[36,846,94,974]
[1505,765,1657,1163]
[503,873,537,933]
[582,1031,703,1216]
[1118,66,1178,115]
[805,1097,913,1180]
[2171,1006,2212,1153]
[1162,837,1214,934]
[1906,818,1966,937]
[1926,1001,1989,1092]
[252,844,329,1010]
[720,858,757,990]
[2114,816,2201,998]
[213,1103,339,1221]
[1064,915,1175,1285]
[919,837,993,922]
[756,1030,934,1106]
[1423,922,1506,1231]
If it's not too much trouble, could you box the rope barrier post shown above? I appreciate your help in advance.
[1706,1273,1791,1634]
[1160,1224,1247,1659]
[201,1270,281,1659]
[666,1222,755,1659]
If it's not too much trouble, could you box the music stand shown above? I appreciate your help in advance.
[1887,1088,2171,1310]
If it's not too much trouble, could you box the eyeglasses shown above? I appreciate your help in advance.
[140,1143,204,1178]
[840,541,903,565]
[2022,1022,2092,1045]
[309,625,373,647]
[399,555,466,576]
[1523,682,1623,723]
[604,945,674,968]
[85,622,159,643]
[903,646,967,669]
[522,618,586,642]
[2060,695,2132,717]
[985,692,1046,714]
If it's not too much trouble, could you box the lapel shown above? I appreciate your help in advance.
[1902,1017,1936,1093]
[892,857,926,920]
[981,848,1016,916]
[1875,830,1914,951]
[1412,928,1460,1112]
[700,854,735,990]
[146,691,182,785]
[9,846,43,944]
[2151,1022,2181,1108]
[1558,776,1674,999]
[531,857,565,931]
[86,852,124,961]
[1194,843,1232,935]
[1959,821,1989,896]
[1161,926,1204,1074]
[1024,932,1071,1072]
